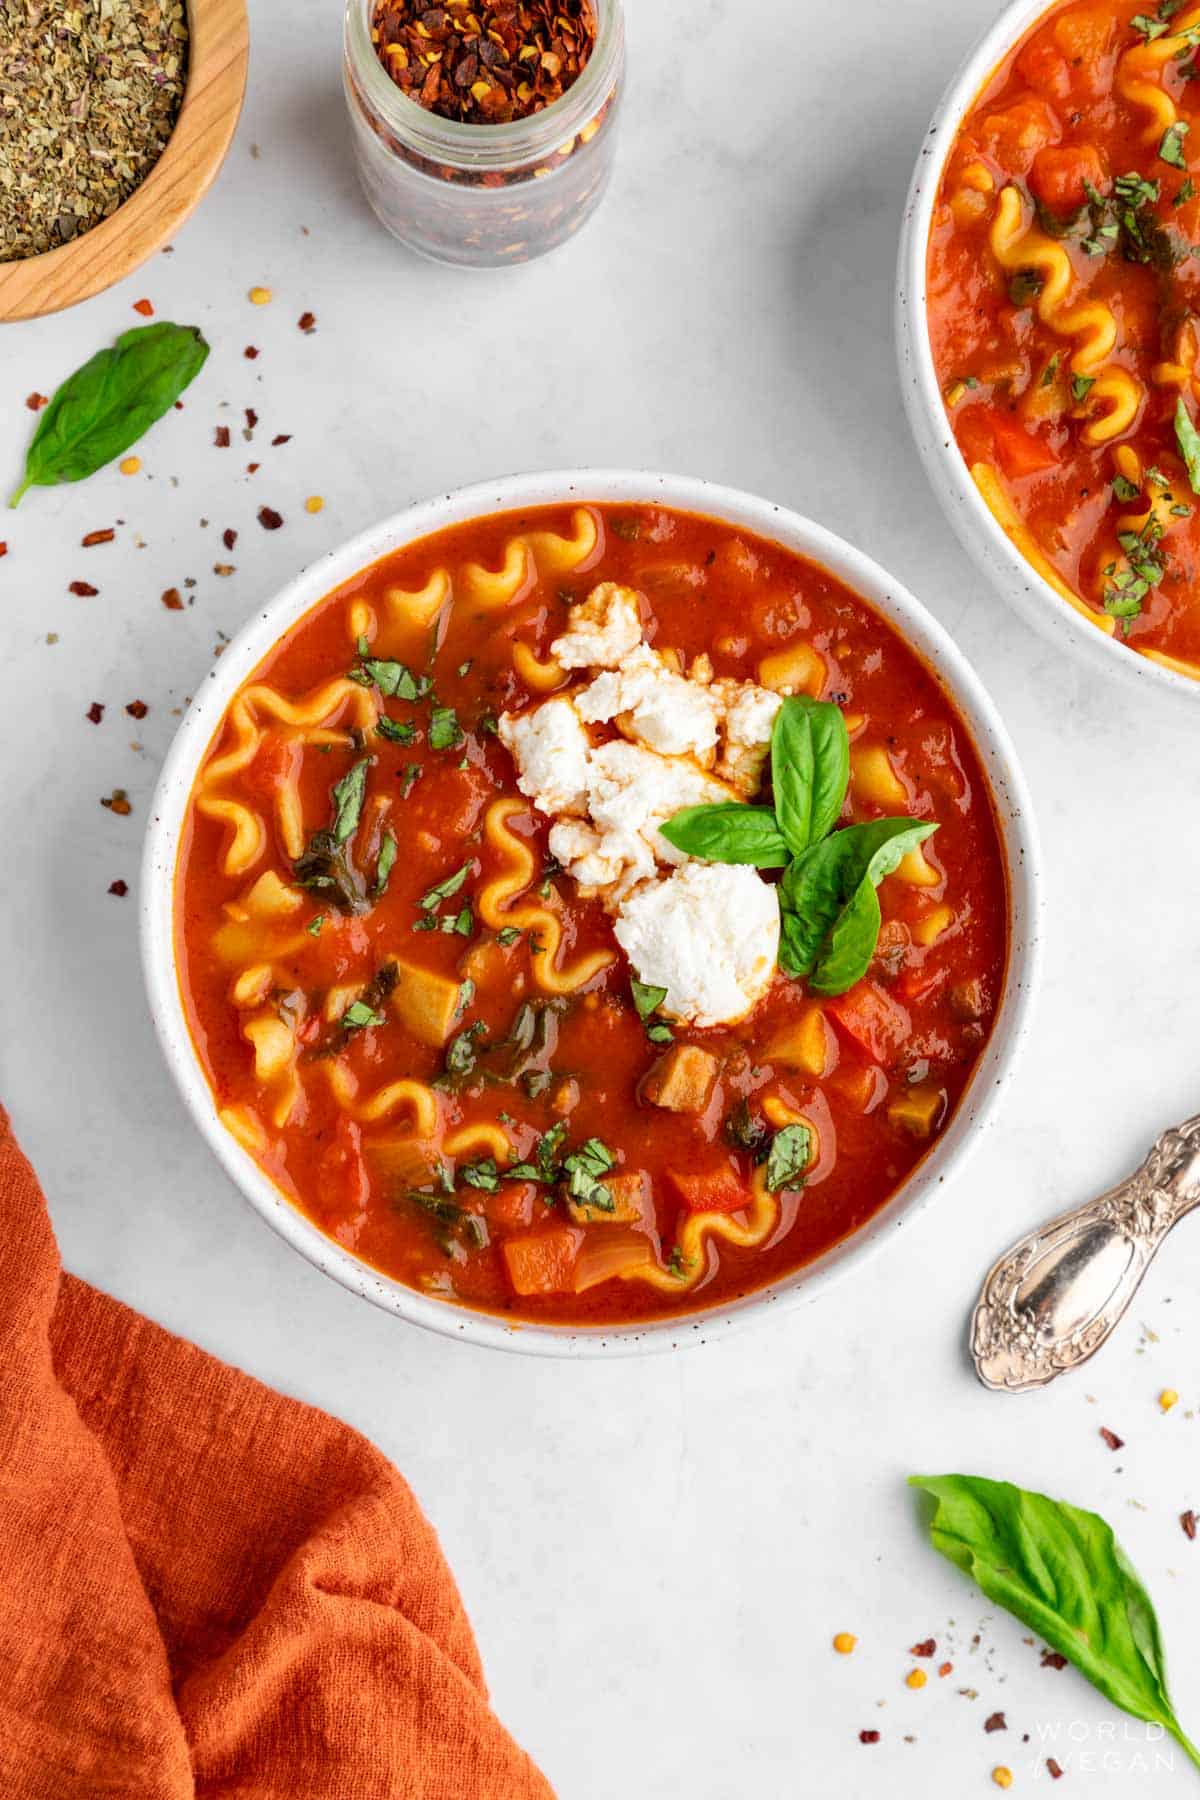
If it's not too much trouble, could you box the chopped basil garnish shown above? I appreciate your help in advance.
[376,716,416,744]
[1175,395,1200,492]
[307,914,325,936]
[352,656,424,701]
[1007,268,1044,306]
[399,764,422,798]
[496,926,522,946]
[1112,474,1141,502]
[342,1000,385,1032]
[458,1156,499,1192]
[429,705,462,750]
[562,1137,615,1212]
[1071,374,1096,402]
[764,1122,812,1193]
[373,830,397,897]
[420,862,471,911]
[1161,120,1191,168]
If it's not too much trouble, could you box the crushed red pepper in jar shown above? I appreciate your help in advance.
[371,0,597,124]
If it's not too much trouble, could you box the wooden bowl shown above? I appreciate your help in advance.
[0,0,249,324]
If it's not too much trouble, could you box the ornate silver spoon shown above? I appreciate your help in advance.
[971,1112,1200,1392]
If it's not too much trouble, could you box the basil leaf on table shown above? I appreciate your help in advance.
[910,1474,1200,1772]
[658,803,790,867]
[771,696,850,855]
[778,817,936,987]
[10,323,209,506]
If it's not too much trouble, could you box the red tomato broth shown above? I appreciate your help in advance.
[175,503,1010,1325]
[927,0,1200,673]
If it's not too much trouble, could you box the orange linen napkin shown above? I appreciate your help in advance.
[0,1107,555,1800]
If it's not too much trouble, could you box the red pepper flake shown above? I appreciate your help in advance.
[858,1730,880,1745]
[245,407,258,429]
[247,461,260,474]
[909,1639,936,1658]
[101,789,132,816]
[25,392,48,410]
[297,311,316,332]
[108,879,129,896]
[82,528,115,547]
[1041,1650,1068,1670]
[244,344,260,359]
[213,563,235,576]
[161,587,184,610]
[1100,1427,1124,1451]
[1182,1509,1197,1540]
[370,0,597,124]
[132,297,154,317]
[86,702,105,724]
[222,527,238,550]
[1047,1757,1064,1779]
[69,580,99,596]
[214,425,231,448]
[0,542,8,557]
[258,506,283,530]
[271,433,291,446]
[984,1712,1007,1733]
[938,1662,953,1678]
[125,699,149,719]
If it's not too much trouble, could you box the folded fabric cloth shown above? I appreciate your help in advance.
[0,1107,554,1799]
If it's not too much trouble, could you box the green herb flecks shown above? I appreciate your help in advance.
[374,830,397,897]
[11,323,208,507]
[764,1122,812,1193]
[910,1474,1200,1773]
[331,758,370,844]
[376,716,416,745]
[342,1000,385,1032]
[1175,395,1200,493]
[429,705,462,751]
[562,1137,615,1213]
[1161,119,1191,168]
[631,978,674,1045]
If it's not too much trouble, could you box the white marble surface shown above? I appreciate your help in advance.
[4,0,1200,1793]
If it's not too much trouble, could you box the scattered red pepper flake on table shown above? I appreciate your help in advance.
[81,528,115,547]
[132,297,154,316]
[271,433,291,445]
[0,542,8,557]
[125,700,148,719]
[370,0,597,124]
[909,1639,936,1658]
[108,879,128,897]
[222,527,237,549]
[101,789,131,816]
[1182,1509,1197,1540]
[984,1712,1007,1733]
[1099,1427,1124,1451]
[161,587,184,610]
[245,407,258,430]
[858,1730,880,1745]
[25,392,47,410]
[297,311,316,332]
[258,506,283,530]
[69,580,98,596]
[1041,1649,1068,1670]
[244,345,260,359]
[214,425,231,448]
[938,1661,953,1677]
[247,461,260,474]
[86,702,104,724]
[1047,1757,1064,1779]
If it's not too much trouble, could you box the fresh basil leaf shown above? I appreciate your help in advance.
[429,706,462,750]
[496,926,522,946]
[778,818,936,987]
[10,323,209,507]
[659,803,790,867]
[374,829,397,897]
[420,861,471,911]
[1175,397,1200,493]
[910,1474,1200,1772]
[458,1156,499,1193]
[771,696,850,857]
[631,979,669,1019]
[809,872,882,996]
[331,759,370,845]
[342,1000,385,1032]
[764,1122,812,1192]
[376,716,416,744]
[1161,119,1190,169]
[562,1137,615,1211]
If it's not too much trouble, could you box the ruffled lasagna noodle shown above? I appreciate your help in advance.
[928,0,1200,674]
[176,503,1008,1325]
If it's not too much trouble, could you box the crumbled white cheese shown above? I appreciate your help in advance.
[547,819,624,894]
[583,740,737,896]
[711,679,783,797]
[576,644,721,762]
[551,582,644,669]
[614,863,780,1027]
[497,696,591,816]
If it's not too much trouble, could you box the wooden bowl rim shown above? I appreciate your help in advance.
[0,0,249,324]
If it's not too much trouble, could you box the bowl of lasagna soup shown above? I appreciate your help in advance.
[899,0,1200,695]
[142,472,1039,1353]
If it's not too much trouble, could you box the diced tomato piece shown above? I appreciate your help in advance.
[1029,143,1107,218]
[826,982,912,1066]
[977,96,1061,176]
[318,1115,370,1224]
[1015,31,1072,103]
[502,1224,582,1296]
[988,410,1060,480]
[486,1181,537,1234]
[668,1162,749,1215]
[242,733,300,805]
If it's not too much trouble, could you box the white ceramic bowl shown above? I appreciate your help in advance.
[896,0,1199,704]
[141,470,1042,1357]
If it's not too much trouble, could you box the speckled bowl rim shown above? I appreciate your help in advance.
[895,0,1200,704]
[140,469,1043,1357]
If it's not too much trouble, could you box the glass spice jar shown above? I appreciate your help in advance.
[343,0,624,269]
